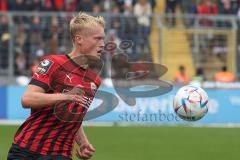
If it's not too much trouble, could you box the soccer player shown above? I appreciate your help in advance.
[7,12,105,160]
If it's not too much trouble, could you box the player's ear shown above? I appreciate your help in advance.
[75,34,83,45]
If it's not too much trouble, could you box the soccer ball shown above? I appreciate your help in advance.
[173,85,208,121]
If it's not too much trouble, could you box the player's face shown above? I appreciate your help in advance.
[80,25,105,59]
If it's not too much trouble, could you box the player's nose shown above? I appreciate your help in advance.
[100,40,104,48]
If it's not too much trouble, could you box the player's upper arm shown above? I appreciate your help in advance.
[25,84,46,93]
[21,56,62,108]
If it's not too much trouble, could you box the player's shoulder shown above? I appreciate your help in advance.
[41,54,67,64]
[36,54,68,75]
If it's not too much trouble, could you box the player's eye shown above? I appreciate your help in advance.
[96,37,104,41]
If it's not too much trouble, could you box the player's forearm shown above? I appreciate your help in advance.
[75,126,89,145]
[21,92,68,109]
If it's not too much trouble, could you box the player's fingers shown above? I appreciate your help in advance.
[87,144,96,152]
[74,95,85,102]
[81,151,93,159]
[68,86,85,95]
[83,149,94,156]
[68,94,84,103]
[76,149,89,159]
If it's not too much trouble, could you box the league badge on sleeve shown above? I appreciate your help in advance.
[37,59,54,74]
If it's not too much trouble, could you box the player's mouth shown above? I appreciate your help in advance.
[97,50,103,57]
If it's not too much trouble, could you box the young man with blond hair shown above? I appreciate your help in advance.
[8,12,105,160]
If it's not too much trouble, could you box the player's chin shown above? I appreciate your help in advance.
[92,54,101,60]
[85,54,101,60]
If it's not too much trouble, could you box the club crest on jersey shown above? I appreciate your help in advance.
[90,82,97,94]
[37,59,53,74]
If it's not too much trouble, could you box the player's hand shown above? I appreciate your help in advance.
[76,143,96,160]
[65,85,85,103]
[68,85,85,95]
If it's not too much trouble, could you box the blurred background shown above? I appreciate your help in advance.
[0,0,240,160]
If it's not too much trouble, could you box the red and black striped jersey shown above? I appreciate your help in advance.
[13,54,101,158]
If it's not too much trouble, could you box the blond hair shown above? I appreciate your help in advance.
[70,12,105,41]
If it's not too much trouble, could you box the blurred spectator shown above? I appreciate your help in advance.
[198,0,218,15]
[165,0,178,26]
[112,3,120,13]
[180,0,198,27]
[123,16,138,57]
[77,0,94,12]
[0,14,9,39]
[123,0,133,15]
[149,0,156,10]
[25,0,43,11]
[192,67,205,82]
[197,0,218,26]
[212,40,227,60]
[101,0,111,12]
[15,24,27,74]
[123,0,152,14]
[35,47,45,57]
[238,7,240,17]
[65,0,77,12]
[218,0,234,27]
[11,0,26,24]
[29,16,43,60]
[12,0,25,11]
[0,14,10,69]
[197,0,219,50]
[132,0,156,10]
[50,16,61,54]
[109,5,121,39]
[218,0,239,14]
[15,24,26,52]
[43,0,55,11]
[15,54,26,75]
[99,0,116,12]
[133,0,152,56]
[219,0,234,14]
[93,4,102,14]
[173,65,190,83]
[31,58,40,75]
[190,67,205,87]
[214,66,235,82]
[181,0,197,14]
[0,0,8,12]
[111,0,125,12]
[54,0,64,11]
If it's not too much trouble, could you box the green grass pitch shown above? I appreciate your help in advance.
[1,125,240,160]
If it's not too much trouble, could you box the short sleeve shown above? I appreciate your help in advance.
[29,56,58,92]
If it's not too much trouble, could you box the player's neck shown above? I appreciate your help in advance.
[68,47,84,59]
[68,49,89,68]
